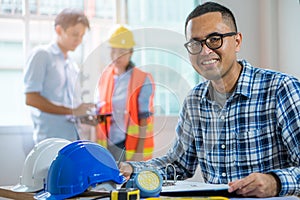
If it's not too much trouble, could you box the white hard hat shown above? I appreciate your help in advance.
[12,138,71,192]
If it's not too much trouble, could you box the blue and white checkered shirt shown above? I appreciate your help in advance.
[129,60,300,196]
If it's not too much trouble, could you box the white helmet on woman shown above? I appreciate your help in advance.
[12,138,71,192]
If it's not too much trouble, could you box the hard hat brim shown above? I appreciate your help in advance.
[12,184,41,193]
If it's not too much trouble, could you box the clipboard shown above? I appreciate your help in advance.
[160,181,237,197]
[68,113,112,126]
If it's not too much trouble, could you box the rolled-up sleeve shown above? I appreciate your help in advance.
[24,49,50,93]
[138,75,154,119]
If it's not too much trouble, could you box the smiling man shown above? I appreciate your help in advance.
[119,2,300,198]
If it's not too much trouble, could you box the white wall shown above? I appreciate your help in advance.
[277,0,300,77]
[210,0,300,77]
[0,126,34,186]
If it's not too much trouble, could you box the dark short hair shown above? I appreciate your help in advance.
[55,8,90,30]
[185,2,237,36]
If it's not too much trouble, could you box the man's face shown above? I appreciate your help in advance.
[58,23,87,52]
[185,12,241,81]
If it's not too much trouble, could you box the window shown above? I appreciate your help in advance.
[127,0,202,115]
[0,41,23,68]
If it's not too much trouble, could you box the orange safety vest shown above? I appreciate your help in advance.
[96,66,155,161]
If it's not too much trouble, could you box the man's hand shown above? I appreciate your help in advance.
[73,103,95,116]
[119,162,133,180]
[228,173,279,197]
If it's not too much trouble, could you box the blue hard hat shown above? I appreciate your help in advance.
[34,140,125,200]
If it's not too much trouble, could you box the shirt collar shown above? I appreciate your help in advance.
[234,59,253,99]
[49,42,67,59]
[200,59,253,100]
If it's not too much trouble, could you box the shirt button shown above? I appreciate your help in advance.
[222,172,227,177]
[220,115,225,120]
[221,144,226,149]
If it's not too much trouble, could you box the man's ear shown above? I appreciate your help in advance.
[55,25,63,35]
[235,32,242,53]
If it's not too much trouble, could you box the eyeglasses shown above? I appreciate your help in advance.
[184,32,237,55]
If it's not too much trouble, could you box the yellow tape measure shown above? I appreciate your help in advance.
[126,168,163,198]
[111,188,140,200]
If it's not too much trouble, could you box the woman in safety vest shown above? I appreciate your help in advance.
[96,25,155,161]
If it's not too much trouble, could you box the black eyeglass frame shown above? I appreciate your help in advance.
[184,32,237,55]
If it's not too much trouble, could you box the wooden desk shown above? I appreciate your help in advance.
[1,186,299,200]
[0,186,34,200]
[0,186,110,200]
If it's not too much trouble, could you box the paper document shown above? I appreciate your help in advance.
[162,181,229,193]
[160,181,230,197]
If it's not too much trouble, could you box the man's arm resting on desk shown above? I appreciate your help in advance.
[26,92,94,116]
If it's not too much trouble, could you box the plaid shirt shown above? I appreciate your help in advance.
[130,60,300,196]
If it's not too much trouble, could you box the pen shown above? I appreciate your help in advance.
[117,147,126,166]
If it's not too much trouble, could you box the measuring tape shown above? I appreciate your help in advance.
[126,168,163,198]
[111,188,140,200]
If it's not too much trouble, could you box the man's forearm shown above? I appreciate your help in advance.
[26,92,72,115]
